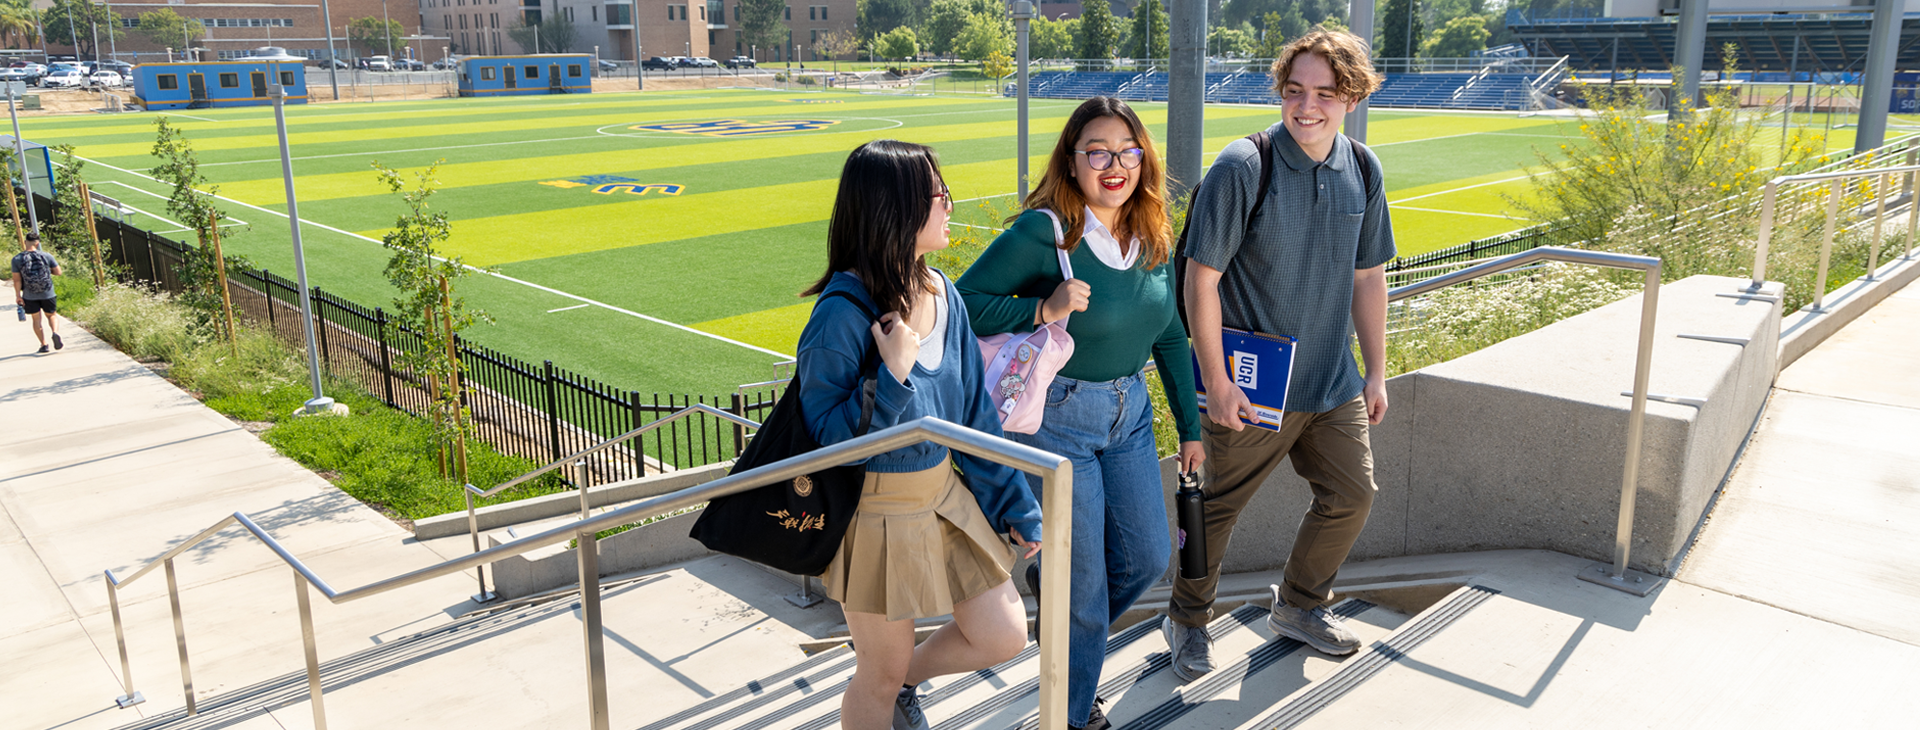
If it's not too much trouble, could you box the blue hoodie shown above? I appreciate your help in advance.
[796,270,1044,543]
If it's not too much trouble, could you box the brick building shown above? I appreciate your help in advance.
[417,0,854,63]
[53,0,426,62]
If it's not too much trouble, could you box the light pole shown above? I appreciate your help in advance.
[7,83,39,234]
[320,0,340,99]
[268,68,337,416]
[1013,0,1032,201]
[381,0,393,59]
[104,0,117,62]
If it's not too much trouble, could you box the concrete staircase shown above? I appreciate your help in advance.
[633,598,1421,730]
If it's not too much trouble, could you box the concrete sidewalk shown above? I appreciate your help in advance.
[0,284,817,730]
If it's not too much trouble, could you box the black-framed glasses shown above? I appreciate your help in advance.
[1076,148,1146,171]
[931,184,952,210]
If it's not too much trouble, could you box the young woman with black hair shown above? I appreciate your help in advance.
[796,139,1045,730]
[955,97,1205,730]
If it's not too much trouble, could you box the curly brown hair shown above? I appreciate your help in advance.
[1270,30,1383,102]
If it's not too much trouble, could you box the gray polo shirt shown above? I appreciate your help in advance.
[1183,123,1395,414]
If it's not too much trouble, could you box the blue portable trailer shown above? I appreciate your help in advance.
[131,61,309,110]
[457,55,593,97]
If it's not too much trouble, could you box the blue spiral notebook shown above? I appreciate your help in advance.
[1192,328,1297,432]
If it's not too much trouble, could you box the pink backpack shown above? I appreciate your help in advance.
[978,210,1076,435]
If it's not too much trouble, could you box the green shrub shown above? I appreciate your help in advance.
[797,74,817,85]
[1387,263,1641,376]
[73,282,196,362]
[172,327,307,404]
[51,274,96,314]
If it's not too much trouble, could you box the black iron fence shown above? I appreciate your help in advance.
[56,192,774,485]
[1386,223,1574,284]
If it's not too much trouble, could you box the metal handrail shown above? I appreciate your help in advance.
[1748,158,1920,307]
[101,417,1075,730]
[460,403,762,601]
[1389,247,1664,593]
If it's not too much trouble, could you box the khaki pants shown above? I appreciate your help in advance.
[1169,396,1376,627]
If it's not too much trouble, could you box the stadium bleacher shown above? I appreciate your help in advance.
[1013,67,1554,110]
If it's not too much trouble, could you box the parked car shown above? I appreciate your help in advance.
[87,70,122,87]
[316,58,350,69]
[684,57,719,68]
[640,56,677,70]
[366,55,393,71]
[724,56,755,69]
[430,58,457,70]
[41,69,86,88]
[0,67,31,85]
[98,61,133,76]
[597,59,618,71]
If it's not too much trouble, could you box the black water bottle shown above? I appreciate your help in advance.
[1175,471,1208,580]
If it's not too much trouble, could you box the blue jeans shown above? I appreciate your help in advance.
[1008,372,1170,726]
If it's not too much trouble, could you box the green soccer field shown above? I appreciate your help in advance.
[22,89,1623,399]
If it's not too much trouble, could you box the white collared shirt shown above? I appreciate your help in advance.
[1080,206,1140,270]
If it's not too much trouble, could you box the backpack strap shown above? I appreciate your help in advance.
[813,290,880,435]
[1349,135,1375,204]
[1245,130,1275,223]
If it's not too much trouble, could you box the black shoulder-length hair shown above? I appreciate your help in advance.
[801,139,943,317]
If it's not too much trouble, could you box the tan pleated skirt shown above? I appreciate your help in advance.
[822,457,1017,622]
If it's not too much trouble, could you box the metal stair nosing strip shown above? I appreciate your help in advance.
[638,644,855,730]
[1252,585,1501,730]
[1114,600,1374,730]
[786,605,1173,730]
[979,603,1271,730]
[107,597,578,730]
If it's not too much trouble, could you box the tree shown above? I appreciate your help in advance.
[877,25,919,60]
[1031,16,1077,59]
[739,0,789,59]
[982,48,1013,80]
[1379,0,1424,63]
[921,0,973,57]
[1209,24,1255,57]
[956,11,1012,61]
[0,0,40,50]
[137,9,203,51]
[1079,0,1118,63]
[149,118,234,342]
[858,0,915,40]
[347,16,404,57]
[374,160,488,483]
[504,15,576,53]
[41,0,122,60]
[817,28,860,61]
[1421,14,1489,58]
[1131,0,1168,59]
[1255,12,1292,57]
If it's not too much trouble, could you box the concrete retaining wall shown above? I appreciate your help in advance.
[1200,274,1782,577]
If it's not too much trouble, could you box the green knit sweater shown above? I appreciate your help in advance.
[955,209,1203,443]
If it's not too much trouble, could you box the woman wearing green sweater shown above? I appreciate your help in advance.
[955,96,1204,730]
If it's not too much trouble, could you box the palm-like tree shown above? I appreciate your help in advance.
[0,0,39,50]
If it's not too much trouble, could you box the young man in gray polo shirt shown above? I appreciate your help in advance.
[1162,30,1393,678]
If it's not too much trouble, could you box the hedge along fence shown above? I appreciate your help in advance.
[61,192,776,485]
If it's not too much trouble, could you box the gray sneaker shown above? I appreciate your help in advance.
[1265,585,1360,656]
[1161,615,1214,682]
[894,686,930,730]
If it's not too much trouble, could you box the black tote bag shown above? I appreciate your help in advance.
[690,291,879,576]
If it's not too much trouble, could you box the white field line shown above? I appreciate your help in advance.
[98,181,248,226]
[78,155,795,359]
[1389,204,1529,220]
[155,112,218,122]
[546,303,590,313]
[1389,169,1557,205]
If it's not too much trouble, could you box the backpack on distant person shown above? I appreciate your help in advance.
[1171,133,1373,328]
[13,250,54,297]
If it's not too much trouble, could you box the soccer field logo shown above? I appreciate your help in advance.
[629,119,841,137]
[539,175,684,195]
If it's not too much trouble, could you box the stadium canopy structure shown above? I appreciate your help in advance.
[1510,9,1920,73]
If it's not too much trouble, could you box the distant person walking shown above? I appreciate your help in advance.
[798,140,1043,730]
[956,96,1204,730]
[1164,30,1395,677]
[11,233,64,354]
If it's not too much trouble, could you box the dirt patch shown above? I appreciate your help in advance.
[232,418,273,435]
